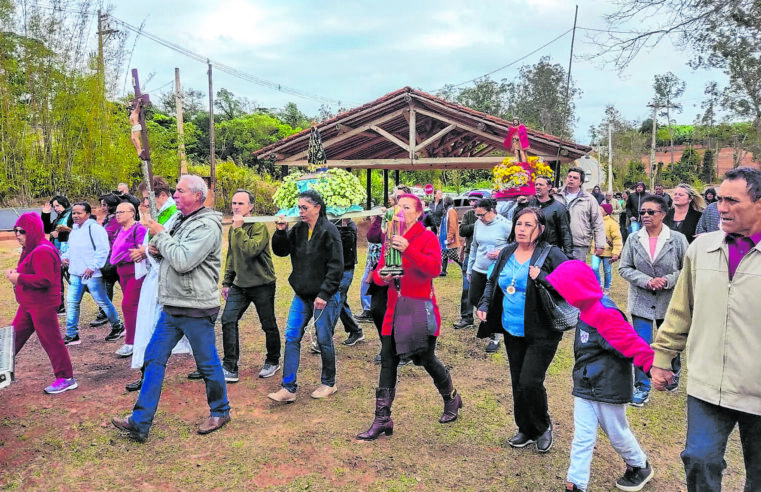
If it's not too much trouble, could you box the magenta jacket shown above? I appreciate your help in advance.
[109,222,147,265]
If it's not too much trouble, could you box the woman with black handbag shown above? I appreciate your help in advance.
[476,207,568,453]
[357,194,463,441]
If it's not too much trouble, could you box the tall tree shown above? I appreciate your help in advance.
[438,77,511,119]
[700,148,716,183]
[652,72,686,168]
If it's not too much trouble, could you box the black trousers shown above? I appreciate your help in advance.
[504,332,560,439]
[378,333,448,389]
[369,284,388,339]
[468,270,489,309]
[220,283,281,371]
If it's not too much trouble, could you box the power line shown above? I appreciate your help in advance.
[438,28,573,91]
[108,15,348,106]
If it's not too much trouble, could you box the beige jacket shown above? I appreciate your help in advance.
[653,230,761,415]
[556,188,606,250]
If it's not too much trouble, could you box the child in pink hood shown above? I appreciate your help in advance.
[546,260,654,492]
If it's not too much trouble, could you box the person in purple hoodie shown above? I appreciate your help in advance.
[6,213,77,394]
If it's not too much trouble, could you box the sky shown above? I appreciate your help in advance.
[95,0,726,144]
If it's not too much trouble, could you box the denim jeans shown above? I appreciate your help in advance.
[682,395,761,492]
[629,221,641,234]
[567,397,647,490]
[130,311,229,435]
[281,292,341,393]
[460,261,473,322]
[631,316,681,392]
[221,283,280,372]
[337,270,361,334]
[590,255,612,289]
[359,260,373,311]
[66,275,122,338]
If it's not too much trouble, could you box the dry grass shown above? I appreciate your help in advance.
[0,228,748,491]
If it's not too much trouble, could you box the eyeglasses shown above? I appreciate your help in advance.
[475,213,487,218]
[13,228,26,234]
[639,209,661,216]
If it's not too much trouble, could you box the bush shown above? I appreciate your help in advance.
[188,160,279,215]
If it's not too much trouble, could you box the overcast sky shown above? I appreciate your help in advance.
[101,0,726,144]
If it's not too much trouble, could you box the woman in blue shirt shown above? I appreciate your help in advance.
[476,207,568,454]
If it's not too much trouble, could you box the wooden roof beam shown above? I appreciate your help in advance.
[415,124,456,152]
[415,108,504,146]
[370,125,410,153]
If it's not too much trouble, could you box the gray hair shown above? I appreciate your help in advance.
[179,174,208,202]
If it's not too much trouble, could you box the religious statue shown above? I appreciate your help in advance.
[504,118,530,163]
[380,206,405,277]
[129,102,144,157]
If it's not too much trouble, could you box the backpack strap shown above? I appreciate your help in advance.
[87,222,96,251]
[534,243,552,269]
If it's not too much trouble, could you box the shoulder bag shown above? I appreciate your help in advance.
[534,244,579,332]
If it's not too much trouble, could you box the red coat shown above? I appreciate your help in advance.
[373,221,442,336]
[14,213,61,308]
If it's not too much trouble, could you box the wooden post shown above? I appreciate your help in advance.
[366,169,372,210]
[175,68,187,176]
[207,60,216,207]
[394,170,400,186]
[409,106,416,161]
[383,169,389,206]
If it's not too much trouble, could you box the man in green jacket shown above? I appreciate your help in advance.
[220,190,280,381]
[652,167,761,492]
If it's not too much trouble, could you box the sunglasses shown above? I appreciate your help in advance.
[13,227,26,234]
[475,213,487,218]
[639,209,661,216]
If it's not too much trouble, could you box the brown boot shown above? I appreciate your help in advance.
[437,372,463,424]
[357,387,395,440]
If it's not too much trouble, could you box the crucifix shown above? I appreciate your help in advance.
[129,68,157,219]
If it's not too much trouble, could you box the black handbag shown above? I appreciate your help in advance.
[534,244,579,332]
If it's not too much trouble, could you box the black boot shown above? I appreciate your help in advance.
[436,371,463,424]
[125,366,144,392]
[357,387,395,441]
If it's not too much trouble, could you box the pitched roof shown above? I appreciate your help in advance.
[253,86,590,170]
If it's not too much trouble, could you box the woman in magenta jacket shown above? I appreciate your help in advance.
[357,194,463,441]
[6,213,77,394]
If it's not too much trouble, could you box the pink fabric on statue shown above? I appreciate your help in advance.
[504,124,530,150]
[545,260,654,373]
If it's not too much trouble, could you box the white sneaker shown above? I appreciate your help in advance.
[311,384,337,399]
[115,344,134,357]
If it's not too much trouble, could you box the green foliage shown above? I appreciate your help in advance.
[664,147,702,185]
[217,113,300,172]
[188,161,278,214]
[700,148,716,184]
[623,160,648,189]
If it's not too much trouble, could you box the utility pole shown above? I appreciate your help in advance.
[647,104,658,192]
[207,59,216,207]
[607,121,613,193]
[174,67,187,176]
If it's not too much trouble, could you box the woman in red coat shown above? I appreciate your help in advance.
[6,213,77,394]
[357,194,463,441]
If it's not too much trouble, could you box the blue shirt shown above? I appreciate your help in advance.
[489,255,529,337]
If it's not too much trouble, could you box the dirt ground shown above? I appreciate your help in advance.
[0,223,749,491]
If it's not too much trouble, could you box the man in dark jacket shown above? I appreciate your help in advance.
[526,176,573,257]
[625,182,649,233]
[220,190,280,382]
[453,191,482,329]
[269,190,344,402]
[334,218,364,346]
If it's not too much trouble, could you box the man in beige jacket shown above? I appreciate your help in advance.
[652,167,761,492]
[556,167,606,262]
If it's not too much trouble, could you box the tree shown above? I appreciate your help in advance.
[215,88,248,120]
[438,77,511,119]
[700,148,716,183]
[651,72,686,168]
[666,147,701,184]
[278,102,310,130]
[158,87,207,121]
[623,160,648,188]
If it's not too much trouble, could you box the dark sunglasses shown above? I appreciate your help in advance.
[639,209,661,216]
[13,227,26,234]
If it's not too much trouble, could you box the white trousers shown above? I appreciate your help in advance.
[566,397,647,491]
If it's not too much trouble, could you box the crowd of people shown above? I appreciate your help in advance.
[7,167,760,492]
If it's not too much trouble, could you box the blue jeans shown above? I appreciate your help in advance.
[460,261,473,322]
[629,221,641,234]
[130,311,229,435]
[281,292,341,393]
[567,397,647,490]
[66,275,122,338]
[682,396,761,492]
[631,316,660,392]
[590,255,612,289]
[338,270,360,334]
[359,260,373,311]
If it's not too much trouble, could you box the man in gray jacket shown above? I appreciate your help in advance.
[556,167,606,261]
[112,175,230,442]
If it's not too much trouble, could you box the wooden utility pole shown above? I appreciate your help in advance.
[607,121,613,193]
[647,104,658,192]
[207,60,216,207]
[174,67,187,176]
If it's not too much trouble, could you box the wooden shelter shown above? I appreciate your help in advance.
[253,87,591,206]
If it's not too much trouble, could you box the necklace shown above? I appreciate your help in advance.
[506,256,521,295]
